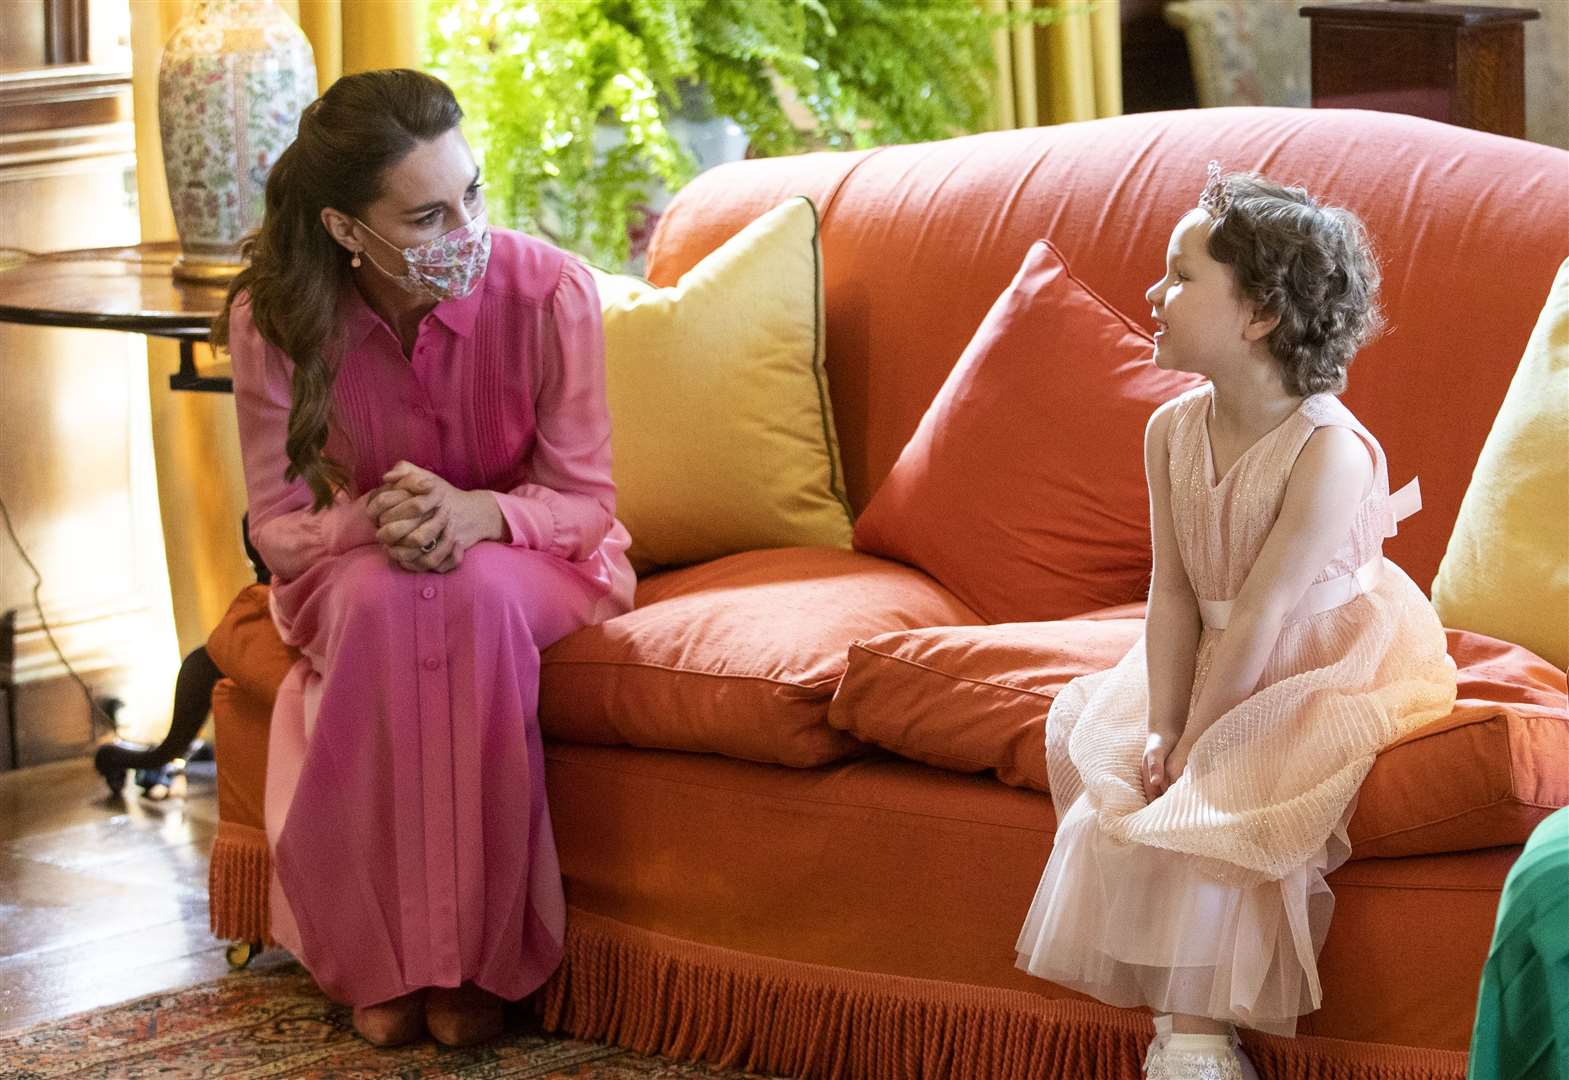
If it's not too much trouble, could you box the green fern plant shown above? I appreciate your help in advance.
[428,0,1068,268]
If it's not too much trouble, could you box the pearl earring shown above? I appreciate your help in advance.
[351,251,362,268]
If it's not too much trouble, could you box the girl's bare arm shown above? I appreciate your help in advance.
[1142,401,1203,797]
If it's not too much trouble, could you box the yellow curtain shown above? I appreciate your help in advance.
[296,0,429,92]
[990,0,1122,130]
[128,0,427,658]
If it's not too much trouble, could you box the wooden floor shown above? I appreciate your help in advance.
[0,754,284,1036]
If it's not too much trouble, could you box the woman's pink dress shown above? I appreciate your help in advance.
[1015,384,1456,1034]
[228,229,635,1008]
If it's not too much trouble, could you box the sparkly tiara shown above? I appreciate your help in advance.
[1198,160,1232,218]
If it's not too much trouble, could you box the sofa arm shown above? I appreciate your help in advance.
[206,584,299,709]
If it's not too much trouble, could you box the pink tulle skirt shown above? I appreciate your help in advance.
[1014,792,1353,1036]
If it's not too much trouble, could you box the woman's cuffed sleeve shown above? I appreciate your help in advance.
[492,257,618,562]
[229,297,377,581]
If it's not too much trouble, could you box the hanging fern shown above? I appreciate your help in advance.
[428,0,1067,267]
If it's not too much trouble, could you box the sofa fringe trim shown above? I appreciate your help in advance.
[207,820,275,947]
[537,910,1468,1080]
[201,842,1473,1080]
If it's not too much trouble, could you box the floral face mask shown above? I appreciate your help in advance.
[354,210,491,302]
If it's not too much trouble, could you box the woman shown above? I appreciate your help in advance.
[212,69,635,1047]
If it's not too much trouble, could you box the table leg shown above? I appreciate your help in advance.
[93,645,223,797]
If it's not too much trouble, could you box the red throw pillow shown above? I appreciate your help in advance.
[852,239,1200,623]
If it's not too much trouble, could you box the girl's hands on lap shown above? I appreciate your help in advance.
[364,461,504,573]
[1142,729,1182,802]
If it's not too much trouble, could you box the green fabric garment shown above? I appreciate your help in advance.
[1469,806,1569,1080]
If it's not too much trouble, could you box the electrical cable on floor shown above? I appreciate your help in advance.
[0,492,116,730]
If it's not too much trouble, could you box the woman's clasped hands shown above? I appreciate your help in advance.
[366,460,505,573]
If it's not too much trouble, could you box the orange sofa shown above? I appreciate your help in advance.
[205,108,1569,1079]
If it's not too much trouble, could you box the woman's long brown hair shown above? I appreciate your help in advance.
[211,69,463,510]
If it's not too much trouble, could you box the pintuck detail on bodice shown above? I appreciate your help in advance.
[1166,384,1416,613]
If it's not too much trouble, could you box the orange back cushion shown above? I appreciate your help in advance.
[648,108,1569,593]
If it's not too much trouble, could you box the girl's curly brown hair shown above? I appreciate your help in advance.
[1203,170,1385,396]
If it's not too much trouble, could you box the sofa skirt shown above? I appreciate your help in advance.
[210,678,1484,1078]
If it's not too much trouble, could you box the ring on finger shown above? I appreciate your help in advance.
[420,533,440,554]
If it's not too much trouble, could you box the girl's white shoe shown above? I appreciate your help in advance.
[1143,1015,1262,1080]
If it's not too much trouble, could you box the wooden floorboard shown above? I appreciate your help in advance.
[0,754,245,1036]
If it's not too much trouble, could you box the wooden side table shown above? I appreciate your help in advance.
[1299,2,1539,138]
[0,242,241,797]
[0,241,234,392]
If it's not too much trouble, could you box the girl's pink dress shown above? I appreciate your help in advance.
[228,229,635,1008]
[1015,383,1456,1034]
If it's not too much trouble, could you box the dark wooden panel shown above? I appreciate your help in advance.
[1309,22,1459,123]
[1,610,15,773]
[1303,1,1541,27]
[1302,2,1536,138]
[1453,24,1528,134]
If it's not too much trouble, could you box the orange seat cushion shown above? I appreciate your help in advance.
[1351,632,1569,858]
[851,240,1199,623]
[205,552,982,770]
[537,547,981,767]
[829,622,1568,859]
[829,618,1145,789]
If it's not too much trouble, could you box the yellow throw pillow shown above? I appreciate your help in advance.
[592,196,853,572]
[1432,258,1569,669]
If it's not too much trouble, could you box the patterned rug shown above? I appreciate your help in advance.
[0,959,775,1079]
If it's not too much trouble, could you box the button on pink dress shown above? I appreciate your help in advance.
[228,229,635,1008]
[1015,383,1456,1034]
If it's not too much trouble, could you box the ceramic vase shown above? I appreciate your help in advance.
[158,0,316,284]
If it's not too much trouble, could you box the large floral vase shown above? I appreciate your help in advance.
[158,0,316,283]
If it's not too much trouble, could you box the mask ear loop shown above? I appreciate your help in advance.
[357,245,405,282]
[350,216,409,282]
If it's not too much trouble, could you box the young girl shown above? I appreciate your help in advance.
[1014,164,1458,1078]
